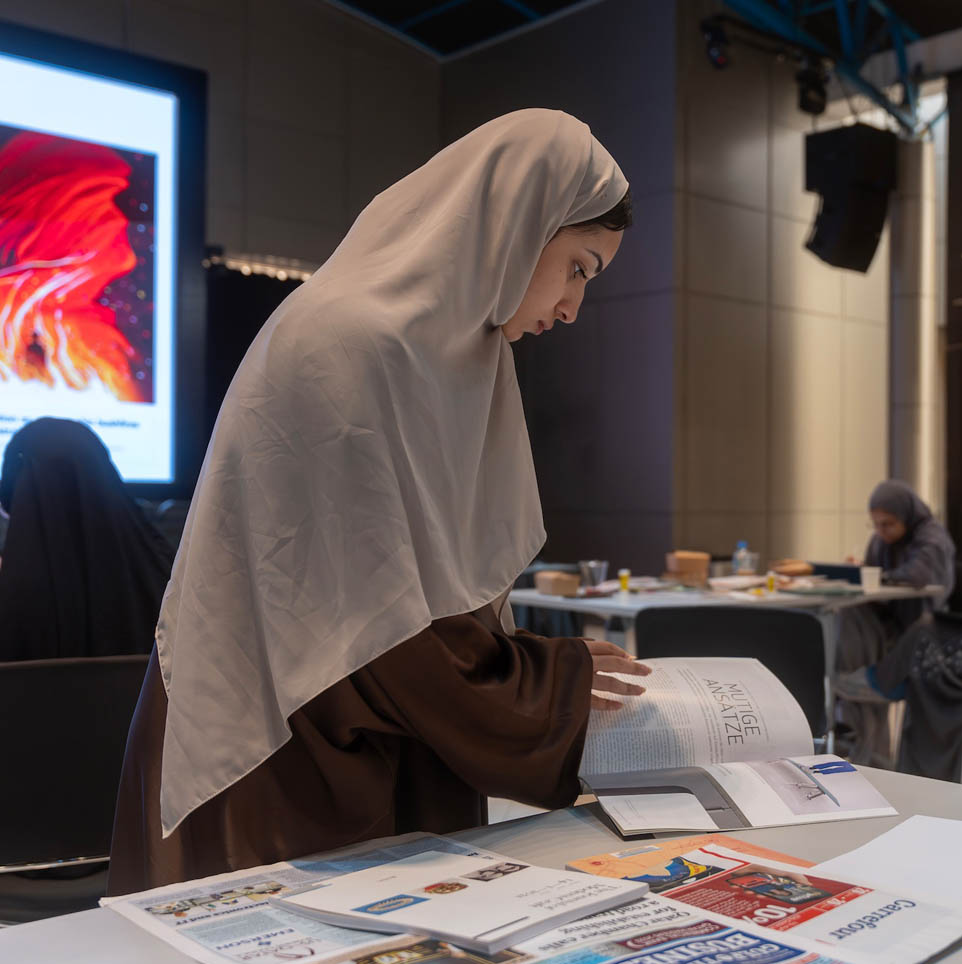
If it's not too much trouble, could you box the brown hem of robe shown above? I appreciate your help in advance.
[106,606,592,895]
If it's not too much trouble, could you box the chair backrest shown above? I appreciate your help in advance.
[634,607,826,737]
[0,655,148,865]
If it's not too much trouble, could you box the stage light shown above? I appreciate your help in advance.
[796,59,827,115]
[701,18,730,70]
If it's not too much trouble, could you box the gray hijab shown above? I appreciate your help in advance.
[865,480,956,621]
[869,480,933,531]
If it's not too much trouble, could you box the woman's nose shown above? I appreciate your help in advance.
[555,287,585,325]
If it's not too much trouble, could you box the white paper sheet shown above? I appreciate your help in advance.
[600,792,717,832]
[813,814,962,909]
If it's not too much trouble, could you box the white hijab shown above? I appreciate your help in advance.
[157,109,627,836]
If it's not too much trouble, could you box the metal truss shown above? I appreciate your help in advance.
[720,0,923,132]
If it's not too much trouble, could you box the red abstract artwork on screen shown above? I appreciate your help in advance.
[0,129,156,402]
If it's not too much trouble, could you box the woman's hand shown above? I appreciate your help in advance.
[583,639,651,711]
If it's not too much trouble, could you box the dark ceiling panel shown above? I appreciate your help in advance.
[334,0,585,55]
[887,0,962,39]
[523,0,585,13]
[406,0,530,55]
[344,1,432,26]
[333,0,961,57]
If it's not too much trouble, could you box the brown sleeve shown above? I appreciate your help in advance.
[354,614,593,811]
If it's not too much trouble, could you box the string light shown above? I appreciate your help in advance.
[201,252,316,282]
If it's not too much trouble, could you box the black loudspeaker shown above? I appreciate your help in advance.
[804,123,898,272]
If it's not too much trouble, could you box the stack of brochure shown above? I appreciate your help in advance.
[271,850,648,952]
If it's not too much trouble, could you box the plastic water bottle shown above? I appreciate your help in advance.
[732,540,751,575]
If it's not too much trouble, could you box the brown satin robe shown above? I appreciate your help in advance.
[107,606,592,895]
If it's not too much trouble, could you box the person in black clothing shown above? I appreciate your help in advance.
[0,417,174,661]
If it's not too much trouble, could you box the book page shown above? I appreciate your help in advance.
[580,657,812,778]
[587,756,895,834]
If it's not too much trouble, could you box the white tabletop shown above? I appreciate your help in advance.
[3,767,962,963]
[509,585,943,620]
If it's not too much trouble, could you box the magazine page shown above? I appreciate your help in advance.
[102,835,500,964]
[575,841,962,964]
[274,850,648,953]
[579,658,812,779]
[566,834,814,882]
[587,755,896,834]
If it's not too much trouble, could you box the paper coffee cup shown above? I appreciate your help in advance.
[860,566,881,592]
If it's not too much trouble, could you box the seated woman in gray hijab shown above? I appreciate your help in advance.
[835,480,955,765]
[108,109,649,895]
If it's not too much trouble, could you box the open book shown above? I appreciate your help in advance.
[580,657,895,835]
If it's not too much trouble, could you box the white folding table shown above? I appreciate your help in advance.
[2,767,961,963]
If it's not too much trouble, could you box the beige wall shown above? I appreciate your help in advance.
[674,0,890,566]
[0,0,441,265]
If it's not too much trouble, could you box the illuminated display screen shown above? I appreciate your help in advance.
[0,52,178,482]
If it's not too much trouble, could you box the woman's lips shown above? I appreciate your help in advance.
[535,320,546,335]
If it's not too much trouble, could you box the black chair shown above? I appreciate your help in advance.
[633,607,827,738]
[0,655,148,924]
[512,561,584,638]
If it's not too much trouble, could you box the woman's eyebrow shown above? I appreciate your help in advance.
[587,249,604,276]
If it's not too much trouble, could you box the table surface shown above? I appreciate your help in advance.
[3,767,961,963]
[509,585,943,619]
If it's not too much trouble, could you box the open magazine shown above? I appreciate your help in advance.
[566,835,962,964]
[579,657,895,834]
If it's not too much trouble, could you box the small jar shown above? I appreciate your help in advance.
[618,568,631,592]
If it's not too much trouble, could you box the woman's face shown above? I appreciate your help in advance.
[871,509,907,544]
[501,226,623,342]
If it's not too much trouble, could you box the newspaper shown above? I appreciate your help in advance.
[270,892,848,964]
[567,837,962,964]
[512,893,846,964]
[579,658,812,777]
[104,829,852,964]
[101,835,500,964]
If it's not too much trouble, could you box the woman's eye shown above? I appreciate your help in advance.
[574,263,587,280]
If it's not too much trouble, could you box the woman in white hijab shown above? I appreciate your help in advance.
[108,109,645,894]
